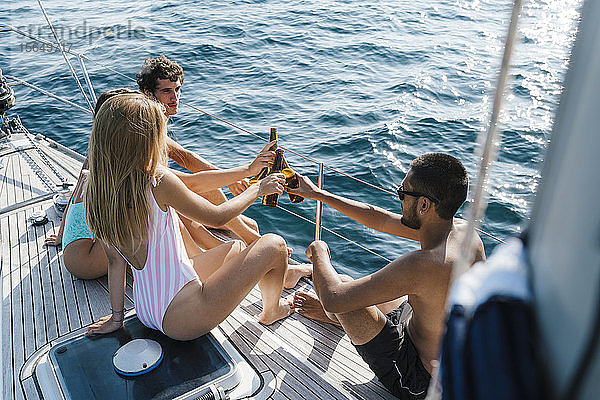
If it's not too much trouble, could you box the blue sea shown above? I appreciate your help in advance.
[2,0,582,277]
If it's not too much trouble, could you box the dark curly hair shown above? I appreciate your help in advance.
[136,55,184,94]
[408,153,468,220]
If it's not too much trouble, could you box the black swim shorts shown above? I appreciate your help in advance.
[354,301,431,400]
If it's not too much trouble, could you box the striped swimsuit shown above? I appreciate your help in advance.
[129,186,199,333]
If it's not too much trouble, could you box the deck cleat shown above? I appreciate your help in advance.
[30,209,49,226]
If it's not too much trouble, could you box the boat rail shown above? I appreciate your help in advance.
[1,18,504,268]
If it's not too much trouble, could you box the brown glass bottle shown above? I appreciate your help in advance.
[281,156,304,203]
[262,149,284,207]
[249,127,278,185]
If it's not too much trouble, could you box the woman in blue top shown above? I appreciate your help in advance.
[44,88,245,279]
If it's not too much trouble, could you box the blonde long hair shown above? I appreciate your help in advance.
[85,93,168,251]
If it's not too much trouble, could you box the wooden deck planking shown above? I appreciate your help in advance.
[240,278,396,399]
[222,310,349,400]
[8,212,26,400]
[19,208,37,361]
[71,271,94,327]
[12,153,25,206]
[30,218,51,350]
[1,131,400,400]
[241,311,365,400]
[37,226,59,343]
[0,148,8,208]
[83,277,113,322]
[96,274,135,310]
[226,295,358,398]
[2,153,17,209]
[46,224,83,334]
[38,143,81,182]
[2,215,15,400]
[45,219,71,337]
[244,287,388,390]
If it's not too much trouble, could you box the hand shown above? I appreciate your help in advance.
[286,174,320,199]
[84,314,123,336]
[306,240,330,261]
[257,173,285,197]
[44,233,62,246]
[228,179,250,196]
[248,140,277,176]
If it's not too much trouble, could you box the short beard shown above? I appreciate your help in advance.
[401,201,421,230]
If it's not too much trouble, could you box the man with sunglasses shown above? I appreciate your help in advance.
[289,153,485,399]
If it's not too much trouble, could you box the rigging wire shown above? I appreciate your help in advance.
[452,0,522,279]
[5,76,92,115]
[0,26,504,245]
[36,0,94,112]
[276,204,393,263]
[425,1,524,399]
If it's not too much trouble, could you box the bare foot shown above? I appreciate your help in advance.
[284,263,313,289]
[258,296,294,325]
[293,291,341,326]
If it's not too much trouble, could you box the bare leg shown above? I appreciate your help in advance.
[178,217,205,259]
[178,213,225,250]
[284,263,313,289]
[189,239,246,281]
[63,239,108,279]
[198,189,261,245]
[162,233,292,340]
[294,274,405,329]
[239,214,259,233]
[335,306,388,346]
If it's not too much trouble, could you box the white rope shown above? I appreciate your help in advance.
[426,1,525,399]
[453,0,523,279]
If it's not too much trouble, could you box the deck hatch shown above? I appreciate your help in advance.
[47,316,238,399]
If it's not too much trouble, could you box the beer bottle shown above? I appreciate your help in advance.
[281,156,304,203]
[249,127,278,185]
[263,149,284,207]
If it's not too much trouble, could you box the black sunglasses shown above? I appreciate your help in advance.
[397,186,439,204]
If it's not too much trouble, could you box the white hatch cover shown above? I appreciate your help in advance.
[112,339,163,376]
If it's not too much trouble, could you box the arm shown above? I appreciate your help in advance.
[155,168,285,228]
[167,136,249,195]
[84,242,126,335]
[307,240,431,314]
[288,174,420,241]
[44,159,89,246]
[172,140,275,194]
[44,198,68,246]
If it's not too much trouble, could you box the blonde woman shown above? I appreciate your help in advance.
[84,93,298,339]
[44,88,266,279]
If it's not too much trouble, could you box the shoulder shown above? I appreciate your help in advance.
[151,168,183,206]
[452,218,486,260]
[155,167,177,184]
[165,135,179,149]
[386,249,445,279]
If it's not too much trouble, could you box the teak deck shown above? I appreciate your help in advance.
[0,123,395,399]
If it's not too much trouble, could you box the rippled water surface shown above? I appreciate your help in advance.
[2,0,582,276]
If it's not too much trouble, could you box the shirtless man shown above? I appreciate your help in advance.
[137,55,311,287]
[289,153,485,399]
[136,54,261,248]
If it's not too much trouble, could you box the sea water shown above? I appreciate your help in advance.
[2,0,582,277]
